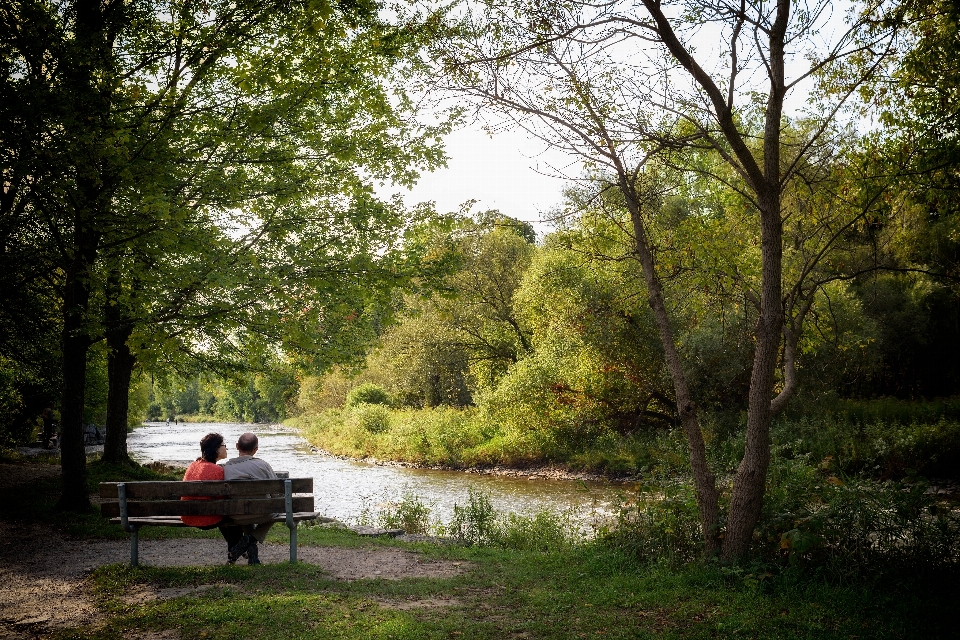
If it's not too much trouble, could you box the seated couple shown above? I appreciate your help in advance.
[182,432,279,565]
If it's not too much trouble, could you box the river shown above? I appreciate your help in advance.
[128,422,633,528]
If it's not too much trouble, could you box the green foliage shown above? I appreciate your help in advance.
[351,403,392,434]
[291,405,495,466]
[601,479,705,566]
[316,210,535,412]
[772,403,960,479]
[604,448,960,578]
[374,492,434,535]
[444,488,576,551]
[126,374,151,428]
[447,488,499,545]
[84,343,109,426]
[0,355,31,444]
[345,383,391,407]
[756,454,960,578]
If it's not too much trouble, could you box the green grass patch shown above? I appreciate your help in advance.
[65,538,959,639]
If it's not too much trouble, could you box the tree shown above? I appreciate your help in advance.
[440,0,901,559]
[364,211,535,407]
[2,0,450,507]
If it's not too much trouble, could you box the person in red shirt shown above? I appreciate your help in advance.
[181,433,245,563]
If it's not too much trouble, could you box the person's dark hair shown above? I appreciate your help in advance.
[198,432,224,463]
[237,432,258,453]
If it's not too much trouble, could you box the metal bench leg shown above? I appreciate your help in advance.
[285,479,297,563]
[289,524,297,563]
[129,525,141,567]
[118,482,141,567]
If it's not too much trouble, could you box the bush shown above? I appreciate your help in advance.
[448,488,499,545]
[376,492,434,534]
[756,451,960,577]
[349,403,391,434]
[600,478,704,566]
[446,488,576,551]
[345,383,391,408]
[771,414,960,479]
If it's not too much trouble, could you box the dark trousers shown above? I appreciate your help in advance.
[196,522,244,550]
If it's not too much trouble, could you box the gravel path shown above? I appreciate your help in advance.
[0,462,465,639]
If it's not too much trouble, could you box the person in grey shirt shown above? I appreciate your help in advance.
[223,432,277,564]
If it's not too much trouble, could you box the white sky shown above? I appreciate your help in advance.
[383,123,572,237]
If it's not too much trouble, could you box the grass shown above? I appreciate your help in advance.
[5,458,958,639]
[61,531,960,640]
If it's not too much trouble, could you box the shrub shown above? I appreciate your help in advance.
[600,478,704,566]
[492,509,575,552]
[377,492,434,534]
[446,488,577,551]
[770,414,960,479]
[346,383,391,408]
[756,451,960,577]
[448,488,499,545]
[349,403,391,434]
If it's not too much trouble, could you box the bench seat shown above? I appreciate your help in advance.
[108,512,320,527]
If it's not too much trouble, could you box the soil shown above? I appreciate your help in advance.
[0,462,466,639]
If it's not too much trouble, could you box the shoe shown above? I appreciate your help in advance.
[247,540,261,565]
[228,534,254,563]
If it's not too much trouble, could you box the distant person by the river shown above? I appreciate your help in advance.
[41,404,56,449]
[222,432,278,565]
[180,433,244,563]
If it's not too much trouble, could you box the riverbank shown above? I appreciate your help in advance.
[306,445,637,484]
[2,458,958,639]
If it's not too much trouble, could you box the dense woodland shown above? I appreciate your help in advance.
[3,0,960,564]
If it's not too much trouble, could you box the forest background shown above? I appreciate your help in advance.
[2,0,960,570]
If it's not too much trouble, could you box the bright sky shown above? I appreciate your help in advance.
[389,123,572,237]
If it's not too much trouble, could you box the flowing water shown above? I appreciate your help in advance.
[128,422,633,527]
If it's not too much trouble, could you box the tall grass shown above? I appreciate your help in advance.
[353,487,580,552]
[603,451,960,578]
[289,398,960,480]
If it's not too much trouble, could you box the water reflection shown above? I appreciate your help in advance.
[128,422,630,525]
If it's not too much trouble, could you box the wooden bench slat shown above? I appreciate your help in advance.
[100,496,314,518]
[108,512,320,527]
[99,478,313,499]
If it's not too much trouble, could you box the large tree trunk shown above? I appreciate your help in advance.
[621,182,721,556]
[722,188,784,560]
[103,276,135,464]
[55,246,95,512]
[720,0,790,561]
[55,0,118,510]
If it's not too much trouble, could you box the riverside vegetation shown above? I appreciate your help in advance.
[1,453,957,639]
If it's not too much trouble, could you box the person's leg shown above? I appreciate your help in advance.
[218,523,245,562]
[251,521,274,544]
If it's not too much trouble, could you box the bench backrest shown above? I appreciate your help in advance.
[99,479,314,518]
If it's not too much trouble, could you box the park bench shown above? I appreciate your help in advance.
[100,478,319,567]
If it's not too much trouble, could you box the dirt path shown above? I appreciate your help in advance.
[0,463,465,639]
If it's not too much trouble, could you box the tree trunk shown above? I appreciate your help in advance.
[56,0,114,509]
[55,248,95,512]
[621,181,721,556]
[721,0,789,558]
[103,284,135,464]
[721,188,783,560]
